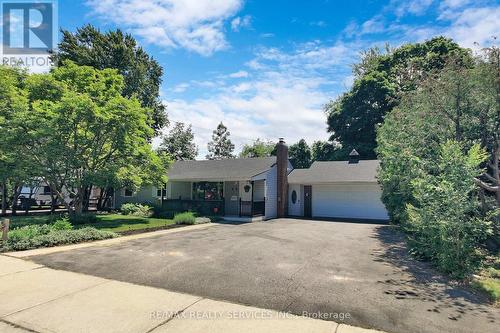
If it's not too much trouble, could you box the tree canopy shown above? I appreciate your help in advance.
[0,66,32,214]
[289,139,312,169]
[51,25,168,136]
[376,47,499,276]
[239,139,275,158]
[206,122,235,160]
[326,37,470,159]
[7,61,168,214]
[159,122,198,160]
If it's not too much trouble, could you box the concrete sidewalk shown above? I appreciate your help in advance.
[0,255,383,333]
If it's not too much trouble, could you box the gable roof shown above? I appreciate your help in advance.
[168,157,277,181]
[288,160,380,184]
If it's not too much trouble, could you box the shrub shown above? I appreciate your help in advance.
[404,142,492,278]
[174,212,196,225]
[51,217,73,231]
[120,203,152,217]
[7,224,52,243]
[2,227,117,252]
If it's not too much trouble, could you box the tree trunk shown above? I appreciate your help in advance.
[50,188,56,214]
[1,181,7,215]
[11,185,21,216]
[72,186,85,215]
[83,185,93,212]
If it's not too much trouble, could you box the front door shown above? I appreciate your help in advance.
[224,182,239,216]
[304,185,312,218]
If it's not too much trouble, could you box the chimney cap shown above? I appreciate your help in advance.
[349,149,360,156]
[278,138,285,143]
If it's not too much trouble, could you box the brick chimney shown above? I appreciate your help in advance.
[276,138,288,218]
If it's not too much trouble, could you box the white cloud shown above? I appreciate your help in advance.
[392,0,434,17]
[260,33,275,38]
[310,21,327,27]
[172,83,190,93]
[228,70,249,78]
[162,41,355,158]
[86,0,244,55]
[441,6,500,48]
[360,16,385,35]
[231,15,251,32]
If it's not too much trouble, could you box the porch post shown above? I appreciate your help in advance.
[251,181,254,216]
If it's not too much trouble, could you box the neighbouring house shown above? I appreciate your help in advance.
[19,181,103,209]
[114,140,389,222]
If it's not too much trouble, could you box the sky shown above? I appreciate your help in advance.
[53,0,500,157]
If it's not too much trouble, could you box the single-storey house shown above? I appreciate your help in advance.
[114,149,293,221]
[114,139,389,222]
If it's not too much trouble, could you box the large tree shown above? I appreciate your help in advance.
[0,66,33,214]
[51,25,168,136]
[239,139,275,158]
[326,37,470,159]
[159,122,198,160]
[14,61,167,214]
[289,139,312,169]
[206,122,235,160]
[376,48,499,275]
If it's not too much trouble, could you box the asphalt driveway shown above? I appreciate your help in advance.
[29,218,498,333]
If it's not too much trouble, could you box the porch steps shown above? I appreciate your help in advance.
[222,216,265,223]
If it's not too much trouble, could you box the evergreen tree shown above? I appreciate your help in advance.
[289,139,312,169]
[159,122,198,160]
[206,122,235,160]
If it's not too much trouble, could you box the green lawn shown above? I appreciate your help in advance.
[7,214,175,233]
[87,214,175,232]
[472,266,500,307]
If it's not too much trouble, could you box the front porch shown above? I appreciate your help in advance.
[162,179,266,219]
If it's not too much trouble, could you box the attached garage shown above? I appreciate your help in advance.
[288,156,389,221]
[312,183,388,220]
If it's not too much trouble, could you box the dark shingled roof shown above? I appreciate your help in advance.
[288,160,380,184]
[168,157,277,181]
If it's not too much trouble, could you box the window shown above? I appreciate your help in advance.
[43,186,51,195]
[124,189,133,197]
[156,184,167,197]
[192,182,223,201]
[291,190,297,204]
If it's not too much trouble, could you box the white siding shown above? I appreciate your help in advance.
[239,181,252,201]
[265,165,277,219]
[288,184,303,216]
[168,181,191,200]
[253,180,265,201]
[312,183,388,220]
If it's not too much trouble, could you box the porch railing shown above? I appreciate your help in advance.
[240,200,265,217]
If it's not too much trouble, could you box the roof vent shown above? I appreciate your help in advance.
[348,149,360,164]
